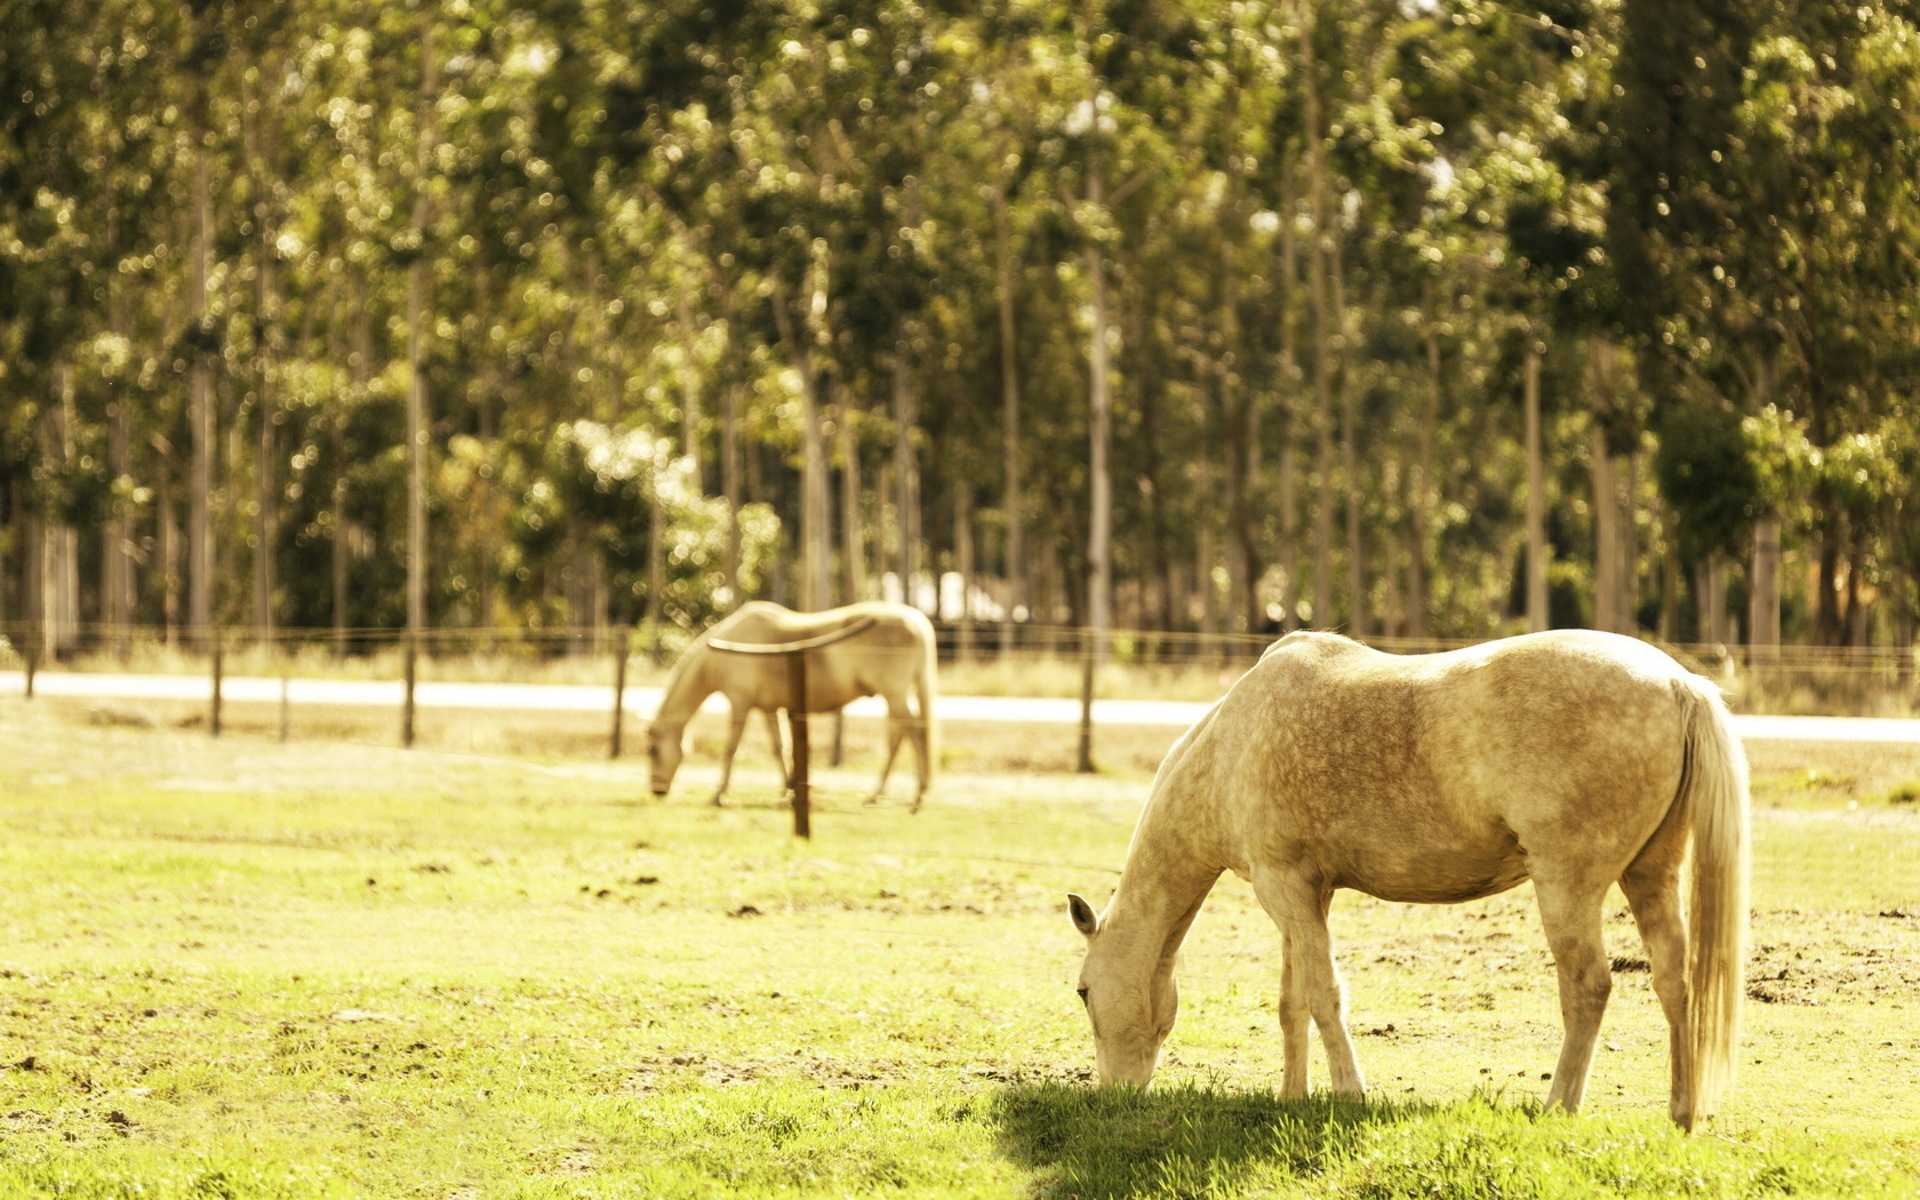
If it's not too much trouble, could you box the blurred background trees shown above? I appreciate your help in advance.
[3,0,1917,663]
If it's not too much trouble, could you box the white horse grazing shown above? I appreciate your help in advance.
[646,601,938,811]
[1068,630,1749,1130]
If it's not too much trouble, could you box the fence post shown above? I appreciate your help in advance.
[610,628,630,759]
[1075,628,1097,774]
[402,635,417,749]
[789,649,811,839]
[210,635,224,738]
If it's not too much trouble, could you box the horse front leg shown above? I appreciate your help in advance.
[710,707,753,807]
[1533,873,1614,1116]
[1278,931,1311,1098]
[763,709,791,792]
[1253,867,1361,1098]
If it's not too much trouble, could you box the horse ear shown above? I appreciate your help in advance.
[1067,893,1100,938]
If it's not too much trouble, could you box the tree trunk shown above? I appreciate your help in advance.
[1623,449,1640,632]
[1657,499,1678,641]
[1407,282,1440,639]
[839,383,863,604]
[647,447,664,664]
[254,270,276,646]
[1216,73,1254,637]
[2,476,18,634]
[892,341,920,611]
[105,235,134,659]
[995,187,1024,650]
[1139,362,1173,634]
[955,480,975,661]
[1084,166,1114,663]
[1277,157,1302,634]
[1592,420,1619,633]
[1302,15,1335,629]
[803,355,829,612]
[1749,515,1781,661]
[250,65,278,648]
[1524,344,1548,632]
[1279,414,1300,632]
[337,272,367,656]
[1335,255,1365,636]
[806,246,833,612]
[189,147,214,644]
[676,281,703,475]
[155,438,179,648]
[1845,527,1870,646]
[1698,552,1730,646]
[722,287,743,612]
[771,243,834,613]
[42,373,80,658]
[406,25,439,655]
[1198,506,1219,647]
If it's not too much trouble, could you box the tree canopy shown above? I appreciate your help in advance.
[4,0,1919,657]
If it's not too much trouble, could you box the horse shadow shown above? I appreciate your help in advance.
[990,1080,1488,1200]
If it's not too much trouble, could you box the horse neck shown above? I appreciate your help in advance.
[1104,766,1224,970]
[656,647,717,730]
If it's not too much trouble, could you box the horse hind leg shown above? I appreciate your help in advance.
[865,694,909,808]
[1619,814,1695,1128]
[1531,871,1614,1115]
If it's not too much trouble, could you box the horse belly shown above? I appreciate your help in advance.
[1343,849,1530,904]
[1326,823,1531,905]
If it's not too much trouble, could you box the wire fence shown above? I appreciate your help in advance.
[3,619,1917,760]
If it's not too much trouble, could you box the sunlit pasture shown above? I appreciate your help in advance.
[1,695,1917,1198]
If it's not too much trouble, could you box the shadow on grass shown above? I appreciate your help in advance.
[991,1081,1518,1200]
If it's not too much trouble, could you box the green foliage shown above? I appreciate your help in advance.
[4,0,1920,648]
[1655,402,1761,560]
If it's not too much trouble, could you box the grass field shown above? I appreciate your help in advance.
[2,694,1918,1198]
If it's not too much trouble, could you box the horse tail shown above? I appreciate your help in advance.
[1674,675,1751,1126]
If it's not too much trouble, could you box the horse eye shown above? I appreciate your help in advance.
[1076,987,1089,1008]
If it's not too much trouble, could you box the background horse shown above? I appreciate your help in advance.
[646,601,938,811]
[1068,629,1749,1130]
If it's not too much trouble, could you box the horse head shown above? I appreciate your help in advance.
[1068,892,1179,1088]
[646,722,682,797]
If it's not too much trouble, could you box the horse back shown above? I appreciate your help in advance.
[1204,631,1693,901]
[702,601,932,709]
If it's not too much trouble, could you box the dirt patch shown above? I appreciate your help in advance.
[1744,911,1920,1006]
[620,1051,889,1094]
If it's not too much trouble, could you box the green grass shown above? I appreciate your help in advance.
[1,699,1917,1197]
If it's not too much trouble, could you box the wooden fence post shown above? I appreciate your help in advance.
[788,649,811,839]
[610,629,630,759]
[402,636,417,749]
[210,635,224,738]
[1075,629,1097,774]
